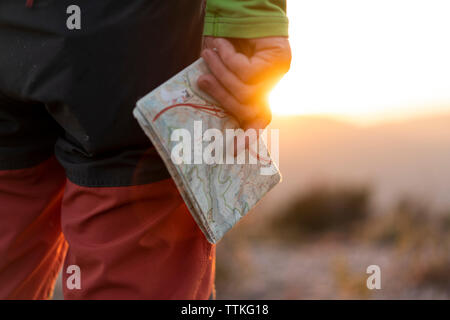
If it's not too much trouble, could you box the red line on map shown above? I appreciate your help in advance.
[248,148,272,165]
[152,103,227,122]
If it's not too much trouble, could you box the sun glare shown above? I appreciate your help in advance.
[270,0,450,123]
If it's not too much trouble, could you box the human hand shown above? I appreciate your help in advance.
[198,37,291,130]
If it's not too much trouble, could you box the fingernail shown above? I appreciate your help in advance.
[200,75,212,88]
[198,78,208,87]
[256,119,268,130]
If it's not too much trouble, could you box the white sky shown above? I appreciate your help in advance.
[269,0,450,124]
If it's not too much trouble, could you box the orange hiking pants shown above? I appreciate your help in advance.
[0,157,215,299]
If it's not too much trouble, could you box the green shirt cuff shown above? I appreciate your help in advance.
[203,15,289,38]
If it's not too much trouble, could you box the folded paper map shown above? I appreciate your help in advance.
[133,58,281,243]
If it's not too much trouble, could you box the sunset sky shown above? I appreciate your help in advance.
[269,0,450,124]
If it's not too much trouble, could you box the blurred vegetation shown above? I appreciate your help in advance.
[362,199,436,247]
[272,186,371,238]
[360,198,450,293]
[216,185,450,299]
[331,256,371,299]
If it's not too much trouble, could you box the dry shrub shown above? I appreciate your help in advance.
[273,186,371,239]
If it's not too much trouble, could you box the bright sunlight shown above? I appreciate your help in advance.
[269,0,450,124]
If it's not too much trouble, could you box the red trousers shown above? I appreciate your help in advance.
[0,157,215,299]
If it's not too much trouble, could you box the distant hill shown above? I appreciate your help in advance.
[257,113,450,216]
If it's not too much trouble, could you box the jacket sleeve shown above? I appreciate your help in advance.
[203,0,289,38]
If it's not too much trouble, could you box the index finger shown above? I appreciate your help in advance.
[213,38,271,84]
